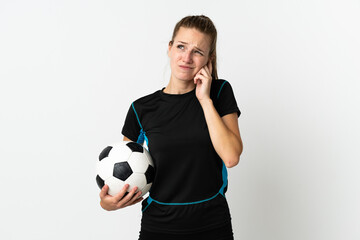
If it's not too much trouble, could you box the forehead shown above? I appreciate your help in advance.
[174,27,210,50]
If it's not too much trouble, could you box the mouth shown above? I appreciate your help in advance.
[179,65,194,70]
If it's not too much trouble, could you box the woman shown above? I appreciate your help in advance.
[99,15,243,240]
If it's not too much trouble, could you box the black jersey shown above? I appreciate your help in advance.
[121,79,240,234]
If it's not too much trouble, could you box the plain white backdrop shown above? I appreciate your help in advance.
[1,0,359,239]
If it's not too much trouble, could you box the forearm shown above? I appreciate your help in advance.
[199,99,242,168]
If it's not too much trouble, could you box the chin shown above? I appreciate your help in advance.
[174,73,196,82]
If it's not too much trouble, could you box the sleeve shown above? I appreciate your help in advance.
[121,103,141,142]
[215,81,241,118]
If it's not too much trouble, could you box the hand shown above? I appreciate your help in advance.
[99,184,143,211]
[194,60,213,102]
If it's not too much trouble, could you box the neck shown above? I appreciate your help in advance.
[163,79,195,94]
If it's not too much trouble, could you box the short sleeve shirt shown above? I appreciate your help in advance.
[121,79,240,233]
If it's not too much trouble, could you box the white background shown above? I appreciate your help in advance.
[1,0,359,239]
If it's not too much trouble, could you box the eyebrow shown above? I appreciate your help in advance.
[177,41,205,53]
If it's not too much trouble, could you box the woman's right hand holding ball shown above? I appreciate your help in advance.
[99,184,143,211]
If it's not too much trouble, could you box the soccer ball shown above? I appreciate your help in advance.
[96,141,155,197]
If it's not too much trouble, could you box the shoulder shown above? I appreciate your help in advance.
[210,79,233,100]
[129,89,162,116]
[132,89,161,106]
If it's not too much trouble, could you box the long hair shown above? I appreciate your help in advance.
[169,15,218,80]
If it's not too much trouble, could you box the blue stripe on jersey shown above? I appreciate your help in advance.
[219,162,228,196]
[217,80,228,99]
[136,129,149,146]
[132,102,149,146]
[150,193,221,206]
[142,196,153,212]
[132,102,143,129]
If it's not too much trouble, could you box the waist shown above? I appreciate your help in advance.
[140,193,232,234]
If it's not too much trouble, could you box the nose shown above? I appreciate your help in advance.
[182,50,193,63]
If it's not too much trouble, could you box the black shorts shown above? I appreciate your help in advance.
[138,221,234,240]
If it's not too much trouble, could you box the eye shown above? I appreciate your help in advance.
[177,44,185,50]
[195,50,204,56]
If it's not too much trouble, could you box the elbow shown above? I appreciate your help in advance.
[222,139,243,168]
[224,155,240,168]
[224,145,243,168]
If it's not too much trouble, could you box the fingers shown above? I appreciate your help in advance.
[131,196,144,206]
[204,64,212,78]
[99,183,143,211]
[99,184,109,199]
[117,186,142,208]
[194,72,207,84]
[194,61,212,85]
[198,66,211,79]
[120,190,143,208]
[113,184,130,202]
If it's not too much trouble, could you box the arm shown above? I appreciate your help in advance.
[194,60,243,168]
[98,135,143,211]
[199,99,243,168]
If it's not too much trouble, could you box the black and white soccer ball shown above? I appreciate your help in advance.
[96,141,155,197]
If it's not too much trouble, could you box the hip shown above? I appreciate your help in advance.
[138,220,234,240]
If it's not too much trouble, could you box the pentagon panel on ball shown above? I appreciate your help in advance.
[96,141,155,197]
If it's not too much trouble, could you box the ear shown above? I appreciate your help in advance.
[168,41,173,57]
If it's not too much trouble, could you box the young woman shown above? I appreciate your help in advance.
[99,15,243,240]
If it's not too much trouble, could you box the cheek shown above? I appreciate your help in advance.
[196,58,208,69]
[169,51,181,64]
[201,56,209,66]
[170,56,180,68]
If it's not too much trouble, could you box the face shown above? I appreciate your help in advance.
[168,27,211,82]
